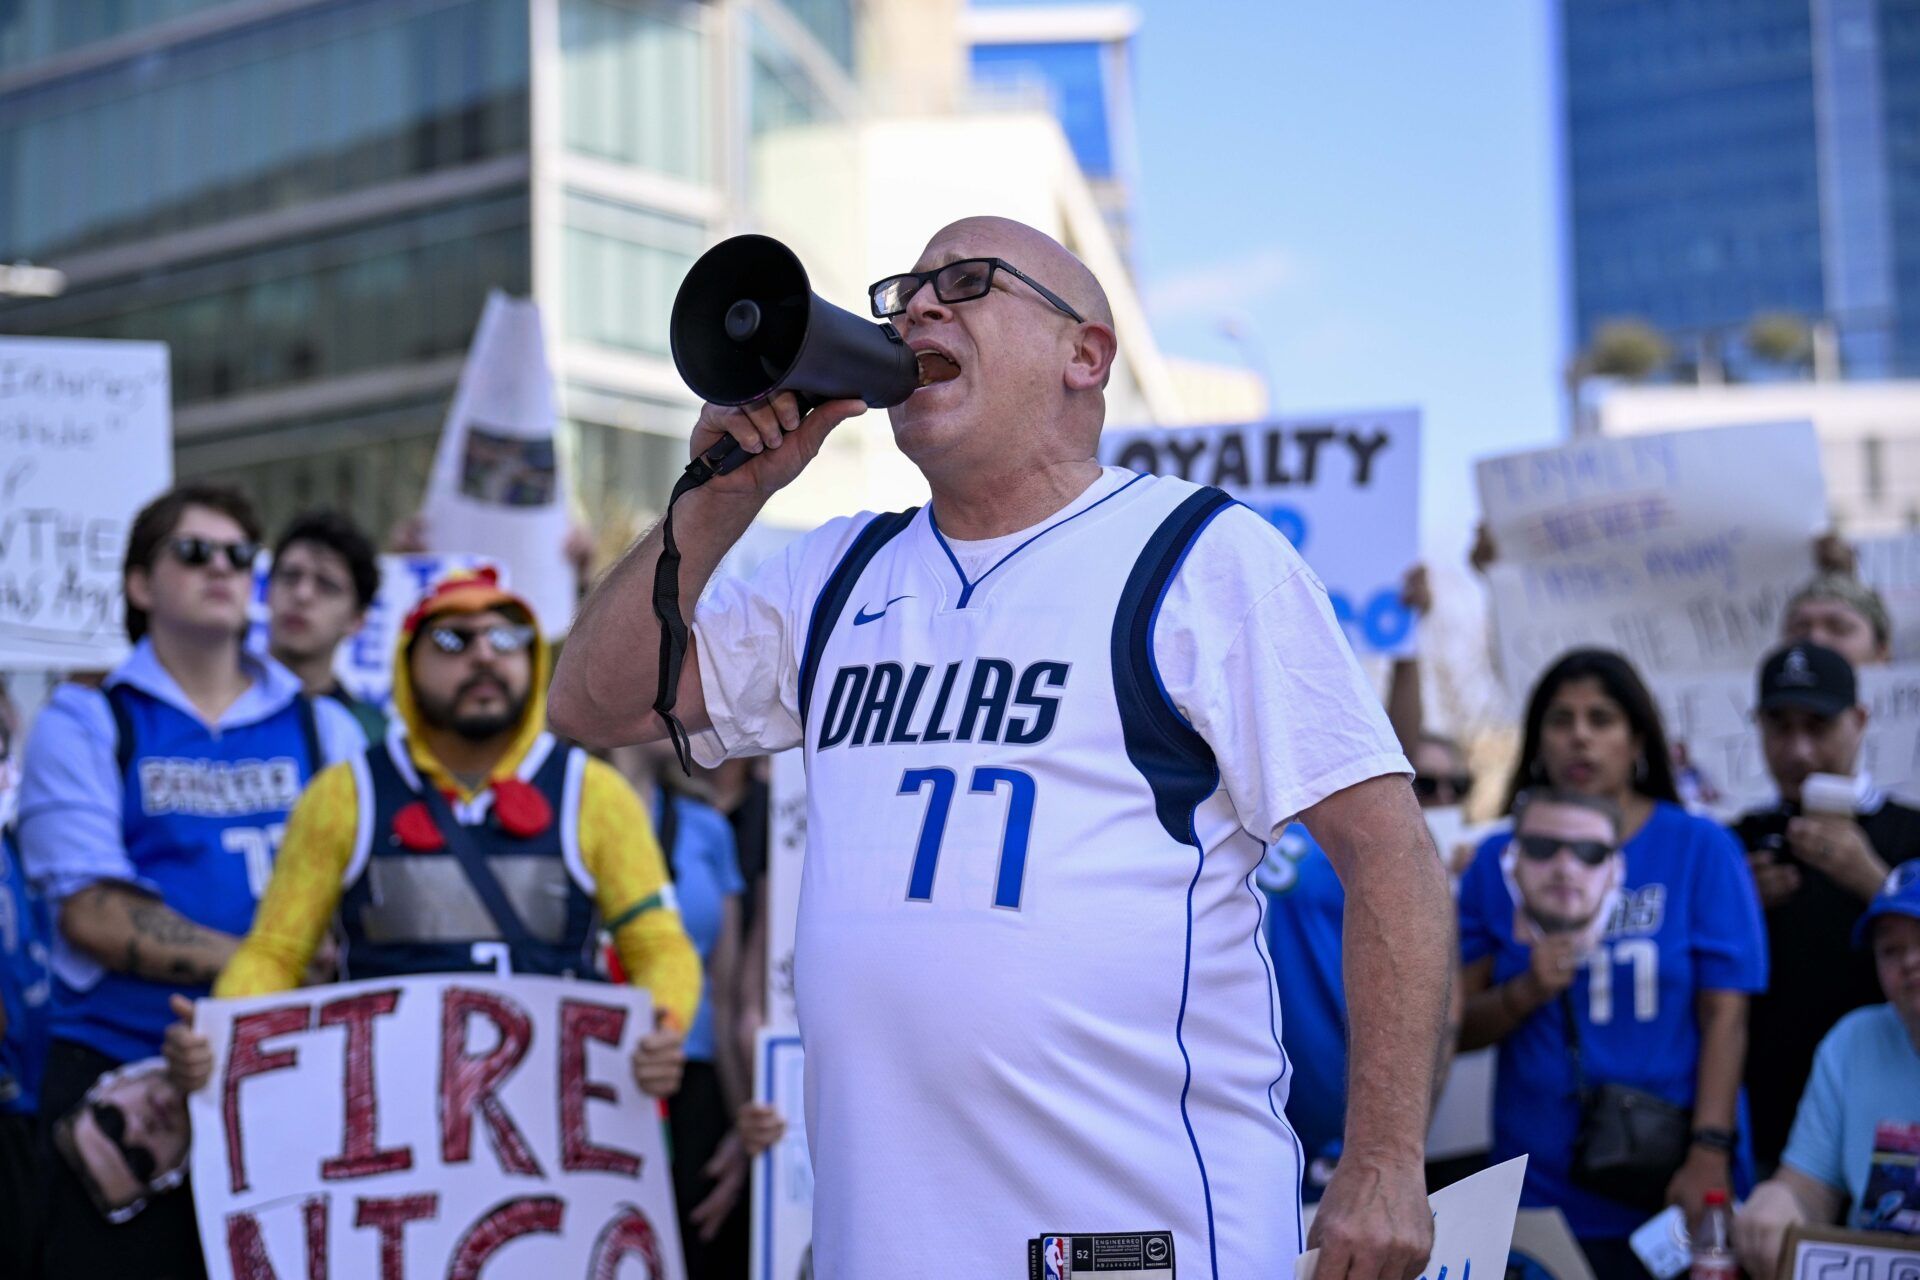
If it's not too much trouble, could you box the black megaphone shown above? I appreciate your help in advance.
[669,234,920,436]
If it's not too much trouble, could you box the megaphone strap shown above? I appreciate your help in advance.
[650,464,711,776]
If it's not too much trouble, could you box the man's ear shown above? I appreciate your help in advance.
[1064,321,1119,392]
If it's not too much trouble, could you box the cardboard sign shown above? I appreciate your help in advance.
[1103,410,1422,656]
[1297,1156,1527,1280]
[1477,422,1826,702]
[750,1032,811,1280]
[0,337,172,670]
[1775,1225,1920,1280]
[420,293,575,638]
[1855,534,1920,665]
[189,974,683,1280]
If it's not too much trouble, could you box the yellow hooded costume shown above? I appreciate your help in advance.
[216,571,701,1029]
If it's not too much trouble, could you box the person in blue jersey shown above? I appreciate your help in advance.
[1,825,51,1277]
[14,484,362,1280]
[1458,649,1768,1280]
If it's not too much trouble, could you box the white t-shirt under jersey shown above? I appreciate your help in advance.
[690,466,1408,1279]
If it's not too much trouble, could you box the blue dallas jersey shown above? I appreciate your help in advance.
[55,684,322,1062]
[1459,802,1768,1239]
[1257,825,1348,1194]
[0,829,50,1115]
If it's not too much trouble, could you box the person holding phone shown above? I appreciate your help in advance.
[1731,643,1920,1172]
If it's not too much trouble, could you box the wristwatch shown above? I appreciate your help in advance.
[1691,1127,1737,1155]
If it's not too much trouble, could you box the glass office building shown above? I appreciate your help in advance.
[0,0,857,537]
[1563,0,1920,379]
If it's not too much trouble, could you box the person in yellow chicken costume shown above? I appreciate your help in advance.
[169,567,699,1097]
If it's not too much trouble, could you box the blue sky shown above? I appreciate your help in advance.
[1112,1,1565,560]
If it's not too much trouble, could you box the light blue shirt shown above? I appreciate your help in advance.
[15,639,363,917]
[1781,1003,1920,1226]
[656,790,744,1064]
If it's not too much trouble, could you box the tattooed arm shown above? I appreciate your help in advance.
[60,883,239,985]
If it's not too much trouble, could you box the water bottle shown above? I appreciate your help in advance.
[1690,1188,1738,1280]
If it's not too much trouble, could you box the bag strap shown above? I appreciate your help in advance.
[1559,991,1589,1099]
[417,785,537,949]
[653,789,680,885]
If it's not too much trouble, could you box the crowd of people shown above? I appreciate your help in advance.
[0,484,781,1278]
[0,213,1916,1280]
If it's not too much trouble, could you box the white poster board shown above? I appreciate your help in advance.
[0,337,172,670]
[1778,1226,1920,1280]
[190,974,683,1280]
[766,749,806,1036]
[1297,1156,1526,1280]
[1103,410,1422,656]
[1855,533,1920,665]
[750,1032,811,1280]
[1477,422,1826,702]
[420,293,575,638]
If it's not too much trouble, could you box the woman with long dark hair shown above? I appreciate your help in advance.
[1458,649,1767,1280]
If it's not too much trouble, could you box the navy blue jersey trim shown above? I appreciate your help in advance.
[929,471,1149,608]
[797,508,919,726]
[1110,486,1232,845]
[106,684,138,777]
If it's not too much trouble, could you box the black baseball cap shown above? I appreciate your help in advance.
[1757,642,1857,717]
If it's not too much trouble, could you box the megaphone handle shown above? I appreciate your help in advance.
[694,393,823,479]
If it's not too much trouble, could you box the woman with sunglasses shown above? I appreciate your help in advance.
[1457,648,1767,1280]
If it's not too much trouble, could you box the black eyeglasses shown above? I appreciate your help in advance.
[167,535,258,572]
[91,1102,157,1183]
[269,563,350,600]
[427,623,536,656]
[869,258,1085,323]
[1514,833,1615,867]
[1412,773,1475,801]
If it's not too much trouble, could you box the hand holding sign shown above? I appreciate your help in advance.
[1300,1157,1529,1280]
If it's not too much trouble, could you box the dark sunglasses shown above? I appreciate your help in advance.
[1412,773,1475,800]
[869,258,1085,323]
[426,623,535,656]
[166,535,258,572]
[1515,833,1615,867]
[92,1102,157,1183]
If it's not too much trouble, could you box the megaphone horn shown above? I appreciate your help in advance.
[669,234,921,411]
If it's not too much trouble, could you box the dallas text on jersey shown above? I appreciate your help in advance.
[815,659,1070,751]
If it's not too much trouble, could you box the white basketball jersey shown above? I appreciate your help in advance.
[786,473,1305,1278]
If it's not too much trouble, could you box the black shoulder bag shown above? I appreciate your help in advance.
[1563,993,1692,1210]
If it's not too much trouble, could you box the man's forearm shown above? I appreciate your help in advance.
[552,485,764,747]
[1344,870,1455,1159]
[61,884,238,984]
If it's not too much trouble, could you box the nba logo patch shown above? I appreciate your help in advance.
[1044,1236,1070,1279]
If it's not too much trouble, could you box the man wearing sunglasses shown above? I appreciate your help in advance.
[15,483,364,1277]
[555,217,1451,1280]
[166,570,700,1111]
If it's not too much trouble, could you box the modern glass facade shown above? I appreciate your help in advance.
[970,40,1114,179]
[1563,0,1918,378]
[0,0,860,540]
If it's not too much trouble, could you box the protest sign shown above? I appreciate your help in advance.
[1298,1156,1526,1280]
[751,1032,811,1280]
[420,293,575,638]
[766,749,806,1035]
[190,973,683,1280]
[1103,410,1422,656]
[1476,421,1826,702]
[0,337,171,669]
[1775,1225,1920,1280]
[1654,663,1920,815]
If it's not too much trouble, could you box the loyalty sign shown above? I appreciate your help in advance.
[1103,411,1422,656]
[189,974,684,1280]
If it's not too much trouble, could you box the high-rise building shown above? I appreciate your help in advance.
[1562,0,1920,380]
[0,0,863,538]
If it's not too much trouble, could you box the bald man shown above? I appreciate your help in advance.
[554,218,1450,1280]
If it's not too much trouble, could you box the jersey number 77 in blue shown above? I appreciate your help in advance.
[899,766,1036,909]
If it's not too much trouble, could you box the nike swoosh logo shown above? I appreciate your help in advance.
[853,595,913,625]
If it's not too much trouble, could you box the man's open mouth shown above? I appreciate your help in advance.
[915,350,962,386]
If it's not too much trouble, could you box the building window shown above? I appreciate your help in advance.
[1865,434,1886,504]
[560,192,705,356]
[559,0,708,181]
[569,410,694,533]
